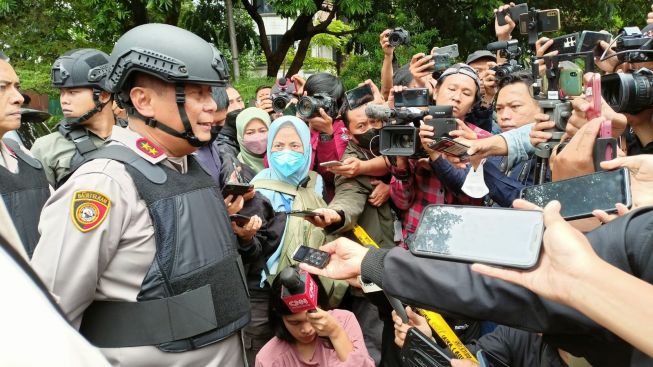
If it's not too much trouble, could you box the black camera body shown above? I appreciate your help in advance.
[378,106,454,157]
[297,93,337,119]
[492,62,524,79]
[271,78,297,113]
[388,27,410,48]
[615,27,653,64]
[487,39,524,80]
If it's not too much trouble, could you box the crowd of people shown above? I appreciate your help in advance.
[1,2,653,367]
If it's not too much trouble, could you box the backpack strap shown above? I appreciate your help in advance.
[253,171,319,196]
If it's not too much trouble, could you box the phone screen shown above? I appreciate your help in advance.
[346,84,374,109]
[410,205,543,269]
[520,168,631,220]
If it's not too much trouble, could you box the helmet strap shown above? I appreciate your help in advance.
[127,84,208,148]
[63,89,110,126]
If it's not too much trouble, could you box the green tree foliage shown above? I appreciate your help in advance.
[0,0,258,95]
[241,0,370,77]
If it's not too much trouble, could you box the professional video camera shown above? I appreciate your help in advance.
[297,93,337,119]
[487,39,524,79]
[597,27,653,114]
[271,78,297,113]
[602,68,653,114]
[366,104,456,156]
[388,28,411,48]
[613,27,653,64]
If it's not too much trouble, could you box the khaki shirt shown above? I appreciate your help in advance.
[31,129,106,186]
[31,126,243,367]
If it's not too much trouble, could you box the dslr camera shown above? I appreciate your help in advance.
[388,28,410,48]
[297,93,337,119]
[271,78,298,113]
[487,39,524,79]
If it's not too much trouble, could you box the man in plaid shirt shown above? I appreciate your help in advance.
[389,64,489,246]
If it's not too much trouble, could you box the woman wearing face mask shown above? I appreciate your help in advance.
[251,116,348,309]
[237,107,271,173]
[255,267,375,367]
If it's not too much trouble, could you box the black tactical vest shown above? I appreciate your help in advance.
[79,149,250,352]
[0,139,50,258]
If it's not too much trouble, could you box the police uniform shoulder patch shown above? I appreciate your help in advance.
[71,190,111,232]
[136,138,164,158]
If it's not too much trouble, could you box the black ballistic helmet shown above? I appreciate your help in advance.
[51,48,111,125]
[106,23,230,147]
[51,48,111,91]
[106,23,229,102]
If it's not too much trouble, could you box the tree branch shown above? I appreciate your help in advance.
[241,0,272,60]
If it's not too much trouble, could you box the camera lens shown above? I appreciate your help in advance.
[272,94,290,113]
[602,72,653,114]
[297,96,316,118]
[394,134,414,149]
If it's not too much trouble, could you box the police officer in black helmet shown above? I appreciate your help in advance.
[31,48,116,187]
[31,24,249,366]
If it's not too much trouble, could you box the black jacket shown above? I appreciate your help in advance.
[468,326,566,367]
[360,207,653,366]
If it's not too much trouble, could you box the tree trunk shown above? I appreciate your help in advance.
[225,0,240,81]
[285,36,312,78]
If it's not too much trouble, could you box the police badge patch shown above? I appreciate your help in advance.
[71,190,111,232]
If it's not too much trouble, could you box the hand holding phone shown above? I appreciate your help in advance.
[319,160,344,168]
[428,137,471,161]
[411,205,544,269]
[222,183,254,198]
[229,214,251,226]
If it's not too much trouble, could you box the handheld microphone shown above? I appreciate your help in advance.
[485,39,519,51]
[486,40,510,52]
[280,267,319,313]
[365,104,428,123]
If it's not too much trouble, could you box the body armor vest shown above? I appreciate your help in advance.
[0,139,50,258]
[79,148,250,351]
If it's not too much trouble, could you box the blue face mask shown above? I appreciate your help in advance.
[270,150,304,176]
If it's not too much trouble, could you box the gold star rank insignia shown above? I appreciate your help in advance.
[136,138,164,158]
[71,190,111,232]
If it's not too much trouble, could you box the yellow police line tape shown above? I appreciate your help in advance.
[352,224,478,363]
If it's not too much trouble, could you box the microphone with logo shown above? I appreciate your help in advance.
[280,266,319,313]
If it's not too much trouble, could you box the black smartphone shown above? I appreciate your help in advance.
[229,214,251,226]
[288,210,325,218]
[550,31,612,55]
[428,137,470,160]
[346,84,375,110]
[222,183,254,197]
[292,245,330,268]
[410,205,544,269]
[401,328,451,367]
[496,3,529,27]
[477,350,510,367]
[394,88,430,108]
[519,9,561,34]
[425,117,457,138]
[519,168,632,220]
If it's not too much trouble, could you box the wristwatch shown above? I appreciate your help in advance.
[319,133,334,142]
